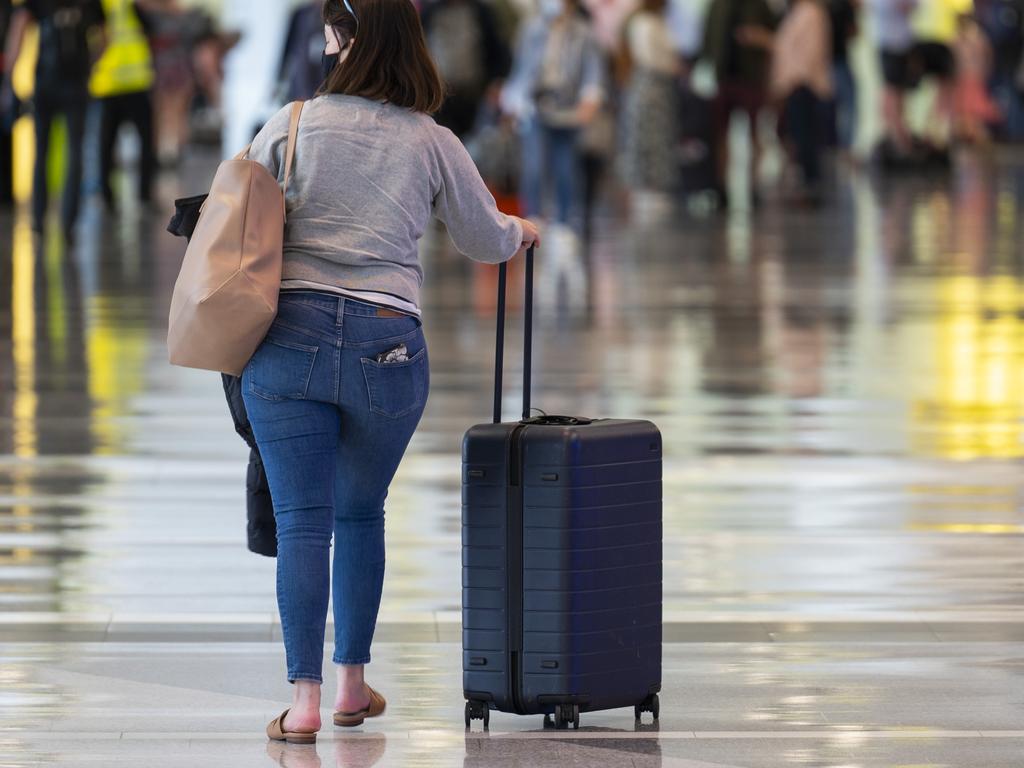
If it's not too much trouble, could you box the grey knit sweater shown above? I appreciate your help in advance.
[248,95,523,312]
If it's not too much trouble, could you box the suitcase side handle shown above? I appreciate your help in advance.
[493,246,534,424]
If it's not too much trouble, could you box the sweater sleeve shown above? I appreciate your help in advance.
[431,126,523,265]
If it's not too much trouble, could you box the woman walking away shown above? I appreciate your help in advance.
[771,0,833,204]
[246,0,539,744]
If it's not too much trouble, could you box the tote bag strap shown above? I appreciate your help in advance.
[281,100,305,206]
[231,100,305,215]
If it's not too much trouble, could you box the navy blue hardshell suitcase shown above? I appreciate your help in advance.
[462,249,663,730]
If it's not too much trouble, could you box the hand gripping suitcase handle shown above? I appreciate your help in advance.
[493,246,534,424]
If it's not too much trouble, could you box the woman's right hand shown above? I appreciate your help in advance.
[515,217,541,257]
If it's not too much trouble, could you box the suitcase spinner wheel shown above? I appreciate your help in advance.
[552,704,580,730]
[635,693,660,722]
[465,699,489,730]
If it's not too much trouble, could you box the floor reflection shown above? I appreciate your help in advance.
[265,735,388,768]
[0,149,1023,766]
[463,729,663,768]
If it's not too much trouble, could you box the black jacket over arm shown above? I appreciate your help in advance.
[168,195,278,557]
[221,374,277,557]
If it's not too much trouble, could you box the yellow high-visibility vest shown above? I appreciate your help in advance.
[913,0,974,44]
[89,0,154,97]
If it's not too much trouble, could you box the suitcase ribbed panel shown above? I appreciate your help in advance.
[462,423,517,710]
[524,618,662,653]
[463,419,662,716]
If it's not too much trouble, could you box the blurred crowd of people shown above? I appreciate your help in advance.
[0,0,236,240]
[270,0,1024,224]
[411,0,1019,218]
[4,0,1024,245]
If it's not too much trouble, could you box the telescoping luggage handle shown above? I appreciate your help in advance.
[493,247,534,424]
[492,247,595,426]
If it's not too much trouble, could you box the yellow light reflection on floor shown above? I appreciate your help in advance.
[44,230,69,368]
[11,215,38,537]
[905,484,1014,496]
[911,275,1024,459]
[12,116,35,205]
[11,216,37,458]
[907,523,1024,534]
[85,296,148,454]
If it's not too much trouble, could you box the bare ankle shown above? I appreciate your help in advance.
[335,666,372,709]
[337,664,365,687]
[291,680,322,708]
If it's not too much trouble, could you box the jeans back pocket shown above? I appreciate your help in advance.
[247,339,318,401]
[360,347,428,419]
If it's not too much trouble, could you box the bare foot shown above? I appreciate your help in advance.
[283,707,321,733]
[334,682,372,714]
[283,680,322,733]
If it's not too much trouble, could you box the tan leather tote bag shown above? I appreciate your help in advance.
[168,101,304,376]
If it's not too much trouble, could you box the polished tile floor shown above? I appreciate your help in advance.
[1,149,1023,766]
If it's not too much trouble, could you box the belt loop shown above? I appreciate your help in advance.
[336,295,346,327]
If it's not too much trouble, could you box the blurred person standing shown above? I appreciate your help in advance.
[771,0,833,203]
[187,11,238,121]
[0,0,14,206]
[618,0,684,210]
[975,0,1024,138]
[673,0,722,202]
[581,0,638,48]
[953,12,1002,141]
[421,0,510,138]
[143,0,194,166]
[90,0,156,210]
[828,0,858,155]
[701,0,780,209]
[667,0,704,65]
[488,0,522,46]
[3,0,106,237]
[912,0,973,147]
[865,0,918,153]
[278,1,326,102]
[502,0,605,229]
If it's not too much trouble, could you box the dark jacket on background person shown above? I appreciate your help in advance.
[278,1,325,103]
[702,0,780,86]
[421,0,511,136]
[829,0,857,65]
[167,196,277,558]
[18,0,107,91]
[977,0,1024,77]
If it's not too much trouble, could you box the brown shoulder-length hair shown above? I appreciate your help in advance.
[319,0,445,114]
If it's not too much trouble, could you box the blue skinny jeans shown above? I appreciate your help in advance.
[242,291,429,683]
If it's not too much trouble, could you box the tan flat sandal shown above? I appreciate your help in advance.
[266,707,318,744]
[333,685,387,727]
